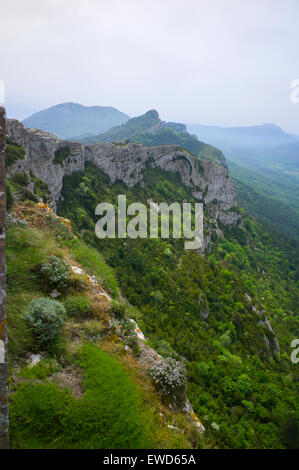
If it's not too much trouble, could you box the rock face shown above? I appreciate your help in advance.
[6,119,240,227]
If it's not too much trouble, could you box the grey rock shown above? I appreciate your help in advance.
[259,314,280,355]
[6,119,241,234]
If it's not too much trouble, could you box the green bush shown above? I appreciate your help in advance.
[40,256,70,289]
[149,339,175,358]
[112,300,126,319]
[11,172,29,187]
[6,179,14,210]
[5,137,25,169]
[53,146,70,166]
[24,297,65,347]
[119,318,140,355]
[62,294,93,318]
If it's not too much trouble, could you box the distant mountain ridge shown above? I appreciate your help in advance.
[187,122,297,149]
[186,121,299,239]
[79,109,226,165]
[23,102,129,139]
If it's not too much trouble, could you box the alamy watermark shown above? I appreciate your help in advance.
[290,79,299,104]
[95,195,203,250]
[290,339,299,364]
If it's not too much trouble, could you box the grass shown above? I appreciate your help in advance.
[70,240,119,298]
[6,225,64,361]
[10,343,197,449]
[19,359,62,380]
[6,216,118,358]
[10,343,156,448]
[6,225,62,292]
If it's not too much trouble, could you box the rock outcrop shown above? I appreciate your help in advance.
[6,119,240,228]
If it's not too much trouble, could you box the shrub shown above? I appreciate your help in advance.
[53,146,70,166]
[150,339,174,358]
[6,179,14,210]
[112,300,126,319]
[11,172,29,187]
[40,256,70,289]
[68,272,89,291]
[24,297,66,347]
[5,137,25,169]
[117,318,140,355]
[148,357,186,403]
[196,361,210,378]
[62,295,93,318]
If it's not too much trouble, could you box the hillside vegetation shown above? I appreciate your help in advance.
[5,137,299,449]
[228,161,299,239]
[7,204,201,449]
[57,162,299,449]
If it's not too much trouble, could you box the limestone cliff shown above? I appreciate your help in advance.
[6,119,240,229]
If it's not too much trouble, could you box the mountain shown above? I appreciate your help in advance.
[187,123,297,150]
[22,102,129,139]
[228,161,299,238]
[187,122,299,239]
[96,109,161,142]
[79,110,226,165]
[187,122,299,183]
[5,122,299,449]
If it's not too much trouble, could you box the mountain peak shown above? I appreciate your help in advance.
[143,109,160,119]
[22,102,129,139]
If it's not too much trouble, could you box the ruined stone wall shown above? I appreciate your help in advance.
[0,107,8,449]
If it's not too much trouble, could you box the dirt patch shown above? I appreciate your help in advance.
[50,367,83,398]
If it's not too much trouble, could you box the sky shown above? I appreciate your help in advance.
[1,0,299,133]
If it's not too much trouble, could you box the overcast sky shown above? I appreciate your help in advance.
[1,0,298,133]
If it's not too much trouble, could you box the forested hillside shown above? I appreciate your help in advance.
[228,161,299,239]
[57,164,299,449]
[5,135,299,449]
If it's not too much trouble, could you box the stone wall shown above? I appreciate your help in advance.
[0,106,8,449]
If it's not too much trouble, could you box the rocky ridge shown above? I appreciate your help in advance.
[6,119,240,234]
